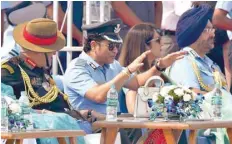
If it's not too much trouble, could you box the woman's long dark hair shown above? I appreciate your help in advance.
[118,23,161,71]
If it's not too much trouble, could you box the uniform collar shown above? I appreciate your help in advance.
[17,55,44,72]
[79,51,110,69]
[183,47,214,67]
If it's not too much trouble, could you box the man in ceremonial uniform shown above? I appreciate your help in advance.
[167,5,230,143]
[1,18,70,112]
[167,4,227,94]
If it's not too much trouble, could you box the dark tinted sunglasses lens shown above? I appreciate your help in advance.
[109,43,122,51]
[108,43,114,51]
[116,43,122,49]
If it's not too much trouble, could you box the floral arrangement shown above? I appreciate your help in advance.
[7,101,33,131]
[149,85,205,121]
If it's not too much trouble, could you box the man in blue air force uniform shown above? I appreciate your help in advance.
[63,19,185,114]
[64,19,186,144]
[167,4,227,94]
[167,4,229,144]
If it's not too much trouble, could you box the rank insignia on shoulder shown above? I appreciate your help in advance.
[89,62,97,70]
[1,64,15,74]
[189,50,198,58]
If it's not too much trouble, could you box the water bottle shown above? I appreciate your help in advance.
[106,85,118,121]
[211,84,222,120]
[1,96,8,132]
[19,91,34,130]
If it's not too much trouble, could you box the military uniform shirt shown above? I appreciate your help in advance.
[64,51,132,114]
[1,56,69,112]
[167,47,224,90]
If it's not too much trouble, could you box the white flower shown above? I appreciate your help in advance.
[9,102,21,113]
[183,94,192,102]
[182,87,192,93]
[160,85,177,97]
[174,88,184,96]
[160,87,169,97]
[152,93,158,102]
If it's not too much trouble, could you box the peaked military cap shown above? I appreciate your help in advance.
[82,19,123,43]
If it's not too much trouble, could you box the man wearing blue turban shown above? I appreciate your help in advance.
[168,4,227,94]
[167,4,231,144]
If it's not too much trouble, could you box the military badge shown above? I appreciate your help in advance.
[42,82,51,91]
[31,77,42,86]
[114,24,121,34]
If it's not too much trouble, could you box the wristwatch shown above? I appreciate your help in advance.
[87,109,93,119]
[154,59,165,72]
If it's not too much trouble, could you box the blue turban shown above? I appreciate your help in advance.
[176,4,213,48]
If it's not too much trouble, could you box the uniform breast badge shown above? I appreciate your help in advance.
[31,77,42,86]
[42,82,51,92]
[43,74,52,91]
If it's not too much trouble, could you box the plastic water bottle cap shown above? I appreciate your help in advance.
[19,91,30,105]
[110,84,116,89]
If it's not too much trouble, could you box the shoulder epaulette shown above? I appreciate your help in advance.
[1,58,17,74]
[1,63,14,74]
[75,58,87,67]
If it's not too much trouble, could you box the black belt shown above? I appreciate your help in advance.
[163,30,176,36]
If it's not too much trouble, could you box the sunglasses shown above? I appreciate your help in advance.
[146,37,161,44]
[97,42,122,51]
[204,28,215,33]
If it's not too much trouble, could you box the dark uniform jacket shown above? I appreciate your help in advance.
[1,56,69,112]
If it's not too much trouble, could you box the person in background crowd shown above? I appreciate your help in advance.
[47,1,83,72]
[1,1,51,59]
[160,1,192,57]
[213,1,232,92]
[111,1,162,40]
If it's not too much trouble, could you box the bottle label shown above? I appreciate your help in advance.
[212,96,222,105]
[107,98,118,107]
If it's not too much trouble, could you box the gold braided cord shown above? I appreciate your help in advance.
[190,58,226,92]
[16,65,74,110]
[18,65,58,107]
[18,65,72,109]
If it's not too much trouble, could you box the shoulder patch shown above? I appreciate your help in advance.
[75,58,87,67]
[1,64,14,74]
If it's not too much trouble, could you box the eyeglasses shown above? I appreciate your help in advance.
[146,37,161,44]
[96,42,122,51]
[204,28,215,33]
